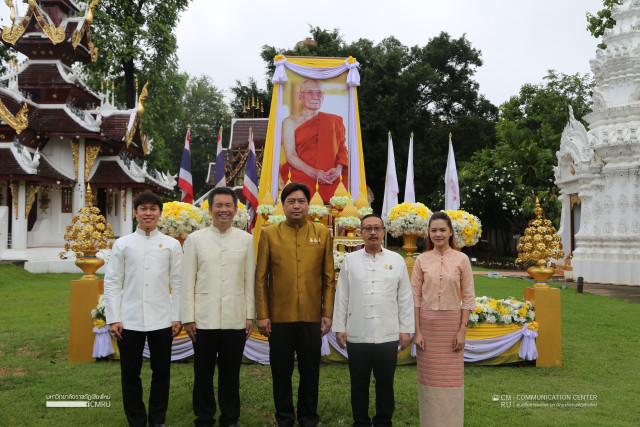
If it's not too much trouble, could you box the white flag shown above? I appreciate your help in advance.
[444,133,460,211]
[381,132,399,221]
[404,133,415,203]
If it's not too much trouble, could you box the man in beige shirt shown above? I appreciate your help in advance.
[255,182,335,427]
[181,187,255,427]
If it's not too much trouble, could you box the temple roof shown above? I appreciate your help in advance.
[0,143,74,183]
[228,118,268,150]
[88,157,175,191]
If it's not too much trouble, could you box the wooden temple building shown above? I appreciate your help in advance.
[0,0,175,272]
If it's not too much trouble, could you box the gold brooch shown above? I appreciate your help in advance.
[159,243,163,248]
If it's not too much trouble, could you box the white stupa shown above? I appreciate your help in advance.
[555,0,640,286]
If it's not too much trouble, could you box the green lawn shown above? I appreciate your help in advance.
[0,264,638,426]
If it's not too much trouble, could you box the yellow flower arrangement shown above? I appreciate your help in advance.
[157,201,209,239]
[274,54,285,61]
[347,56,357,64]
[527,321,539,331]
[443,210,482,248]
[469,296,535,327]
[384,202,432,237]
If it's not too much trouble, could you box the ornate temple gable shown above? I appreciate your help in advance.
[123,82,150,156]
[2,0,98,65]
[555,106,599,183]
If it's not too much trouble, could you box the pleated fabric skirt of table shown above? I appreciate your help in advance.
[416,309,463,427]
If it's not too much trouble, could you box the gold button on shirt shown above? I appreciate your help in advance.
[256,220,335,323]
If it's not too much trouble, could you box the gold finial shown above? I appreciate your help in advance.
[388,131,391,137]
[86,184,94,207]
[449,132,452,138]
[135,77,139,94]
[207,154,210,162]
[112,80,115,91]
[219,125,223,132]
[260,99,264,113]
[101,80,104,92]
[137,81,148,115]
[249,126,253,133]
[242,101,246,114]
[188,124,191,131]
[251,93,255,108]
[411,131,414,138]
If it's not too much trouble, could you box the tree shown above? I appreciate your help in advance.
[87,0,191,108]
[586,0,623,41]
[457,71,594,252]
[260,27,498,212]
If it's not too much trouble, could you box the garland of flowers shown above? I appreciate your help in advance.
[444,210,482,248]
[357,207,373,218]
[268,215,286,225]
[256,204,275,215]
[308,204,329,218]
[469,296,536,328]
[384,202,432,237]
[330,195,350,208]
[333,250,346,273]
[336,216,360,228]
[91,295,106,328]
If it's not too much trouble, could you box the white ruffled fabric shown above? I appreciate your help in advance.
[463,323,538,362]
[92,325,115,358]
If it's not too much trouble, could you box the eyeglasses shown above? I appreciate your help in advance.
[300,90,324,98]
[362,226,384,233]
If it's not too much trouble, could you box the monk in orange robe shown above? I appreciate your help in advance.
[281,79,349,201]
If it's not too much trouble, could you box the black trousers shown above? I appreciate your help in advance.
[269,322,321,427]
[347,341,399,427]
[117,327,173,427]
[192,329,247,427]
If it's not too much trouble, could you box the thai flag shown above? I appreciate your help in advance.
[178,128,193,204]
[214,128,226,188]
[243,129,259,232]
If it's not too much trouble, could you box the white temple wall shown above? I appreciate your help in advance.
[41,137,75,179]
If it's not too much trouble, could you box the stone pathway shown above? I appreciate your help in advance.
[473,271,640,304]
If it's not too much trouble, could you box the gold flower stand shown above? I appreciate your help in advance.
[69,266,104,363]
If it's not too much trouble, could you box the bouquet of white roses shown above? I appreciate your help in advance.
[158,201,208,239]
[233,202,249,229]
[336,216,360,228]
[308,204,329,218]
[333,250,346,273]
[267,215,286,225]
[91,294,107,328]
[357,207,373,218]
[330,196,350,208]
[256,204,275,216]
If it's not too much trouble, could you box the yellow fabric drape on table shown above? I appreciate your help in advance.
[465,323,526,366]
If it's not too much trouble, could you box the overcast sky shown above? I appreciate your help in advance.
[176,0,605,107]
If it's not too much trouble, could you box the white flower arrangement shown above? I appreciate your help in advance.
[256,204,275,215]
[308,204,329,218]
[336,216,360,228]
[384,202,432,237]
[357,207,373,218]
[91,294,107,328]
[333,250,346,273]
[330,196,350,208]
[267,214,286,225]
[444,210,482,248]
[233,207,249,229]
[470,296,535,327]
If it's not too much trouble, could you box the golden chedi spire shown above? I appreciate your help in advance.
[340,198,358,218]
[260,191,275,206]
[273,200,284,216]
[310,186,324,206]
[353,192,369,209]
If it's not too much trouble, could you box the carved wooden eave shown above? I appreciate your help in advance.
[0,99,29,134]
[88,156,175,192]
[2,0,66,46]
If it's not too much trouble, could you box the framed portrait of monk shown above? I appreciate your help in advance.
[279,74,350,202]
[259,56,367,206]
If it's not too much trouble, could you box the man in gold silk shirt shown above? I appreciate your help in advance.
[256,182,335,427]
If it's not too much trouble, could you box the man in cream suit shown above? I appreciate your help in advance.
[181,187,256,427]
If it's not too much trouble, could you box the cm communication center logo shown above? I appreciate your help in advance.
[492,394,598,409]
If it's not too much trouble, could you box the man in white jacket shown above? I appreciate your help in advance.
[104,191,183,427]
[181,187,255,427]
[333,213,414,427]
